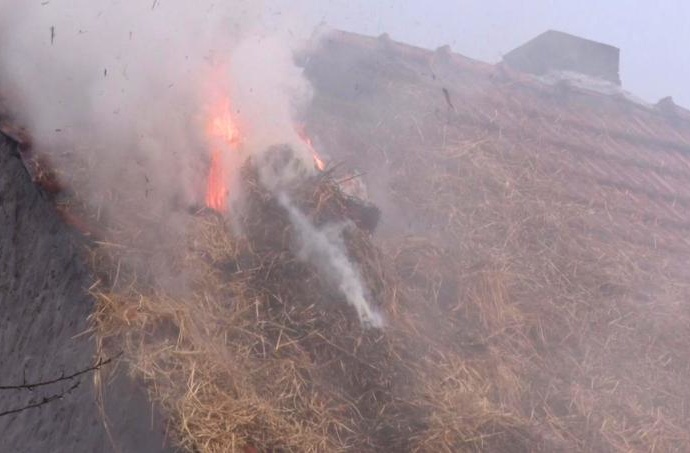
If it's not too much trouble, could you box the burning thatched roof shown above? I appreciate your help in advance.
[4,28,690,452]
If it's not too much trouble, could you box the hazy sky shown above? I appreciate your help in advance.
[292,1,690,107]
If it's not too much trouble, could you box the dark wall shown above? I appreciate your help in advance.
[0,134,175,453]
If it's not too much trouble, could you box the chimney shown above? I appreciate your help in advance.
[503,30,621,85]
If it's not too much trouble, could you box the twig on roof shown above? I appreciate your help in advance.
[336,172,366,185]
[0,381,81,418]
[442,87,456,113]
[0,352,122,391]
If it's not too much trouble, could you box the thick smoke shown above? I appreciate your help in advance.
[0,0,313,214]
[229,34,315,165]
[0,1,379,327]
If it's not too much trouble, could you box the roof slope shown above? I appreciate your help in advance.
[307,30,690,266]
[3,28,690,451]
[299,31,690,451]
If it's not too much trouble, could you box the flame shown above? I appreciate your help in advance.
[205,97,241,213]
[205,148,227,212]
[296,126,326,171]
[209,105,241,146]
[307,136,327,172]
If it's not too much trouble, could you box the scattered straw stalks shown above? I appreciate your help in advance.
[311,83,690,452]
[81,79,690,451]
[88,164,425,452]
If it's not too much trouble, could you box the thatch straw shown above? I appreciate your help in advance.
[301,76,690,452]
[81,82,690,452]
[89,160,430,452]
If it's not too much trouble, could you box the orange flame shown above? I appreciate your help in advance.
[205,98,241,213]
[205,148,227,212]
[296,126,326,171]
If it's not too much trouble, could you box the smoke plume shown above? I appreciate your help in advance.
[278,192,384,328]
[0,0,379,327]
[0,0,314,214]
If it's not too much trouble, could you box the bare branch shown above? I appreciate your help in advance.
[0,352,122,391]
[0,381,80,417]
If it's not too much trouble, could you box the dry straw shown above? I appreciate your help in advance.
[87,120,690,452]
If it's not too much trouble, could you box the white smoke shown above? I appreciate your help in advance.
[228,33,315,166]
[0,0,379,327]
[278,192,384,328]
[0,0,315,214]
